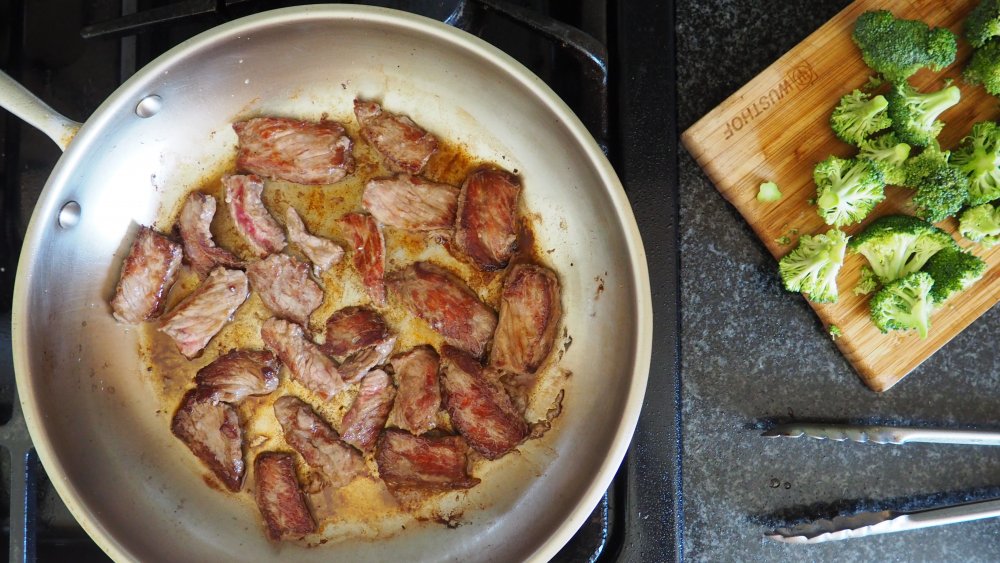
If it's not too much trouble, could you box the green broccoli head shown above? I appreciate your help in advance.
[813,156,886,227]
[849,214,957,283]
[778,228,849,304]
[911,165,970,222]
[966,0,1000,48]
[965,40,1000,96]
[857,132,912,185]
[852,10,958,81]
[830,90,891,145]
[902,145,970,222]
[959,202,1000,246]
[886,82,961,147]
[870,271,935,338]
[922,247,987,304]
[950,121,1000,205]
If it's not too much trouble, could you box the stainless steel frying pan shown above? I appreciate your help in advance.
[6,5,651,561]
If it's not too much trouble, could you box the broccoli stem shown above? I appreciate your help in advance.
[914,85,961,129]
[860,95,889,121]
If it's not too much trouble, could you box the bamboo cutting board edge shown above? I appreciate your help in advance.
[681,0,1000,392]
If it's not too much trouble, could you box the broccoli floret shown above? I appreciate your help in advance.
[922,247,987,304]
[886,82,961,147]
[902,145,970,222]
[828,325,843,340]
[778,229,849,304]
[853,264,880,295]
[852,10,958,81]
[950,121,1000,205]
[870,271,935,338]
[965,40,1000,96]
[830,90,891,145]
[959,202,1000,246]
[849,214,957,283]
[857,132,912,185]
[757,181,782,202]
[966,0,1000,48]
[912,166,970,222]
[813,156,886,227]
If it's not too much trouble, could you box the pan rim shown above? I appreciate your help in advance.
[12,4,653,561]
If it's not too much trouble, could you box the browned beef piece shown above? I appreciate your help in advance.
[440,346,528,459]
[321,306,392,359]
[338,335,397,384]
[195,350,280,404]
[386,262,497,358]
[253,452,316,542]
[222,174,286,258]
[340,370,396,452]
[320,306,396,383]
[454,168,521,270]
[362,174,458,231]
[176,192,243,277]
[340,212,386,307]
[233,117,355,185]
[260,318,346,400]
[247,253,324,326]
[110,226,183,324]
[284,207,344,275]
[386,346,441,435]
[353,99,437,174]
[158,267,249,359]
[490,264,562,375]
[376,430,479,492]
[171,389,246,492]
[272,396,367,489]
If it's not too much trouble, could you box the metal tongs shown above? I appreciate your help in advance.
[761,422,1000,543]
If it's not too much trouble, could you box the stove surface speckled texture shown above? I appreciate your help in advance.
[678,0,1000,560]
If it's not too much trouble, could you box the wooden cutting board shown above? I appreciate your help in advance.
[681,0,1000,392]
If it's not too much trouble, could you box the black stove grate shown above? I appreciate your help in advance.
[0,1,680,561]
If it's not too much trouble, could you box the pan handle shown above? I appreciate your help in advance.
[0,71,81,152]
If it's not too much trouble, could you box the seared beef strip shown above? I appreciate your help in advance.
[440,346,528,460]
[490,264,562,375]
[195,350,280,404]
[273,396,367,488]
[254,452,316,542]
[318,306,396,383]
[353,99,437,174]
[339,335,397,384]
[321,306,392,359]
[110,226,183,324]
[171,389,246,492]
[362,175,458,231]
[454,168,521,270]
[376,430,479,492]
[386,262,497,358]
[284,207,344,275]
[159,267,249,359]
[247,253,324,326]
[340,370,396,452]
[176,192,243,277]
[340,212,386,307]
[386,346,441,435]
[223,174,286,258]
[233,116,355,185]
[261,318,347,400]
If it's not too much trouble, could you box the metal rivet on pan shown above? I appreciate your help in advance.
[135,95,162,118]
[58,201,81,228]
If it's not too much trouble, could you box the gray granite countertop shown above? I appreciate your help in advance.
[677,1,1000,560]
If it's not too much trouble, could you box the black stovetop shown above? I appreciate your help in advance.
[0,1,679,561]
